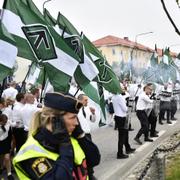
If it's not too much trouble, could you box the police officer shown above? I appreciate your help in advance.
[13,92,100,180]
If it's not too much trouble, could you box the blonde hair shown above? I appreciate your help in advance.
[28,107,66,136]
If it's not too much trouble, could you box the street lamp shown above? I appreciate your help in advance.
[135,31,154,44]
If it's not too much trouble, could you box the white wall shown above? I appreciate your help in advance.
[14,57,31,83]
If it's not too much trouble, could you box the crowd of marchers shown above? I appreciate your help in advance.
[105,79,179,159]
[0,79,179,180]
[0,81,100,180]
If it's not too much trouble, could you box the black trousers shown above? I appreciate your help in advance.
[171,100,177,119]
[159,101,170,122]
[136,110,149,139]
[114,116,130,155]
[148,109,157,136]
[12,127,27,152]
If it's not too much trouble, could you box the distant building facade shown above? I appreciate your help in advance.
[93,35,177,81]
[93,35,153,67]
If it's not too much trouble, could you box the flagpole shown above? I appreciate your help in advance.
[20,62,34,93]
[40,67,46,103]
[43,0,52,12]
[74,88,80,97]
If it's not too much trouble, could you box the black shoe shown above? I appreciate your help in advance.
[7,175,14,180]
[117,154,129,159]
[167,121,172,124]
[155,130,159,134]
[150,134,159,138]
[126,148,136,154]
[144,138,153,142]
[171,117,177,120]
[89,174,98,180]
[134,137,142,145]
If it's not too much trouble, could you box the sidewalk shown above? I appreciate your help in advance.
[92,111,180,180]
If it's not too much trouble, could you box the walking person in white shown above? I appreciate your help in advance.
[134,83,154,145]
[2,81,18,100]
[20,94,40,136]
[77,94,97,180]
[112,92,136,159]
[77,94,96,140]
[12,93,26,152]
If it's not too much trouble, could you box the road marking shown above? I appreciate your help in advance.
[136,142,151,152]
[168,121,177,126]
[157,130,165,136]
[136,130,166,152]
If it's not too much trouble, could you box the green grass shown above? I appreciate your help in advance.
[166,151,180,180]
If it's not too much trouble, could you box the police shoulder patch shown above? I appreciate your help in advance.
[31,157,52,178]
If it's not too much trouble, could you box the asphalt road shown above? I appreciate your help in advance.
[0,111,179,180]
[93,111,180,180]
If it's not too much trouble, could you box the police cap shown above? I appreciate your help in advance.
[44,92,83,114]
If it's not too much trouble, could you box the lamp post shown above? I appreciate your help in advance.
[135,31,154,44]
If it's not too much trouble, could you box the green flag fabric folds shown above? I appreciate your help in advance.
[2,0,80,92]
[0,17,17,82]
[56,13,121,94]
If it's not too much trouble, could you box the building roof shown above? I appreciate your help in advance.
[93,35,154,52]
[93,35,177,57]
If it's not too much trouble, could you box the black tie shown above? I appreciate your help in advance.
[1,125,6,132]
[82,107,86,118]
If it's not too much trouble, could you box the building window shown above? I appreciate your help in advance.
[112,49,116,55]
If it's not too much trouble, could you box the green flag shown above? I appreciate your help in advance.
[56,12,121,94]
[2,0,80,92]
[56,13,99,82]
[161,48,177,83]
[82,35,121,94]
[0,17,17,82]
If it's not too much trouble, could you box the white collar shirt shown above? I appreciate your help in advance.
[112,94,128,117]
[136,91,153,111]
[0,121,10,141]
[2,87,18,99]
[12,102,24,128]
[78,106,96,134]
[21,104,40,131]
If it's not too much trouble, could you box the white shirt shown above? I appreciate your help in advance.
[12,102,24,128]
[21,104,40,131]
[2,87,18,100]
[78,106,96,134]
[160,87,172,102]
[136,91,153,111]
[3,106,15,127]
[112,94,128,117]
[0,121,11,141]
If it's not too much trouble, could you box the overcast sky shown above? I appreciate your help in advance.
[1,0,180,53]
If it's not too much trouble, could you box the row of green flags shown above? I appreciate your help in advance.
[144,47,180,85]
[0,0,121,121]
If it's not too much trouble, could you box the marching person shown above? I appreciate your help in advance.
[159,84,172,124]
[77,94,97,180]
[20,93,40,137]
[112,92,136,159]
[77,94,96,140]
[134,83,154,145]
[1,81,18,100]
[13,92,100,180]
[12,93,26,152]
[0,98,14,180]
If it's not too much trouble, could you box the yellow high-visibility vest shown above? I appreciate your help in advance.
[13,135,88,179]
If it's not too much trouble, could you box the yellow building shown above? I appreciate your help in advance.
[93,35,154,69]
